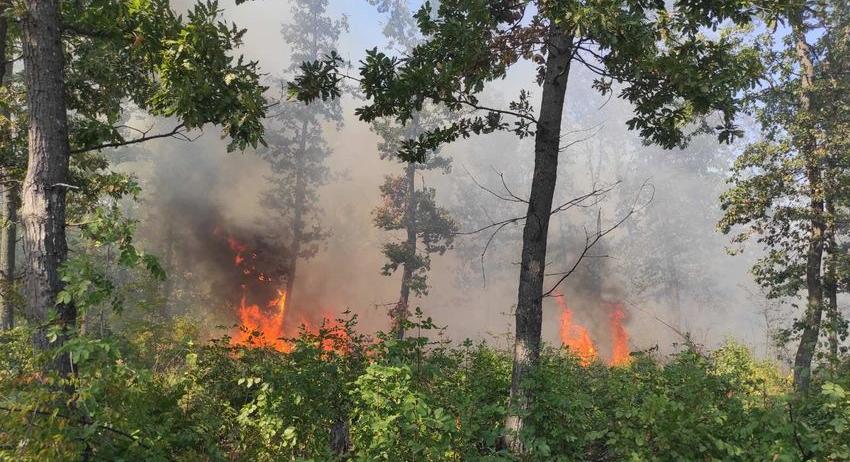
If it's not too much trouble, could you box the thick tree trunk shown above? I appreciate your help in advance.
[394,162,417,340]
[284,118,309,313]
[792,18,824,392]
[504,25,572,452]
[0,4,18,331]
[20,0,74,375]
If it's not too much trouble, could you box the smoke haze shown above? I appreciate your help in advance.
[115,0,777,360]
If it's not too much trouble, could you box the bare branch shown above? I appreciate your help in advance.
[70,123,192,154]
[461,165,527,204]
[541,181,654,299]
[455,96,538,124]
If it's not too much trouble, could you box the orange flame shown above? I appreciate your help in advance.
[556,293,598,366]
[555,292,630,367]
[221,231,348,353]
[609,303,630,366]
[232,288,291,351]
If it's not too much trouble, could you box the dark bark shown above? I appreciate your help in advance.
[504,25,572,452]
[791,18,824,392]
[393,162,417,340]
[20,0,74,375]
[329,417,350,455]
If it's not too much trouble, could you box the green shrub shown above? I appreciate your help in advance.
[3,321,850,461]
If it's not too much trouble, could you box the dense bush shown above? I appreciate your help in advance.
[1,316,849,461]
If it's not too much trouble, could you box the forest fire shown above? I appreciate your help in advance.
[217,229,345,353]
[232,289,290,351]
[555,292,630,366]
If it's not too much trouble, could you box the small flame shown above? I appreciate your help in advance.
[226,236,248,267]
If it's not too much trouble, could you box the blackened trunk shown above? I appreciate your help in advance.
[20,0,74,375]
[504,25,572,452]
[394,162,417,340]
[791,19,824,392]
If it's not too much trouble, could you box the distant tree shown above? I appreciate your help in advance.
[720,0,850,391]
[15,0,266,375]
[372,111,456,339]
[368,0,456,340]
[617,138,734,327]
[292,0,780,451]
[260,0,346,312]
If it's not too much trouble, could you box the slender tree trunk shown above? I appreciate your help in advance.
[161,220,174,318]
[0,4,18,331]
[823,176,839,363]
[394,162,417,340]
[504,25,572,452]
[791,18,824,392]
[667,256,683,330]
[0,184,16,330]
[284,118,309,313]
[20,0,74,375]
[824,219,838,363]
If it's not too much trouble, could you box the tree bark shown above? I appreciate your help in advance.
[284,118,310,314]
[791,16,824,392]
[0,184,16,331]
[394,162,417,340]
[20,0,74,375]
[504,24,572,452]
[0,3,18,331]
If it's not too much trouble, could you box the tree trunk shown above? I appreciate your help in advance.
[0,184,16,331]
[504,25,572,452]
[161,220,174,318]
[393,162,417,340]
[20,0,74,375]
[824,219,838,363]
[0,4,18,331]
[284,118,310,313]
[823,174,839,363]
[791,17,824,392]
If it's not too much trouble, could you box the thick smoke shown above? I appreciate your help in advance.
[116,0,773,358]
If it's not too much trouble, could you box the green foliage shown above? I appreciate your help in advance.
[4,315,850,461]
[350,364,457,461]
[291,0,780,161]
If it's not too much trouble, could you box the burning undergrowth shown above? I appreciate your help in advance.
[214,228,346,351]
[554,291,631,366]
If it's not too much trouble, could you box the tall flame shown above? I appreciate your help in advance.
[609,303,630,366]
[220,230,347,353]
[556,292,598,366]
[232,288,290,351]
[555,292,630,367]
